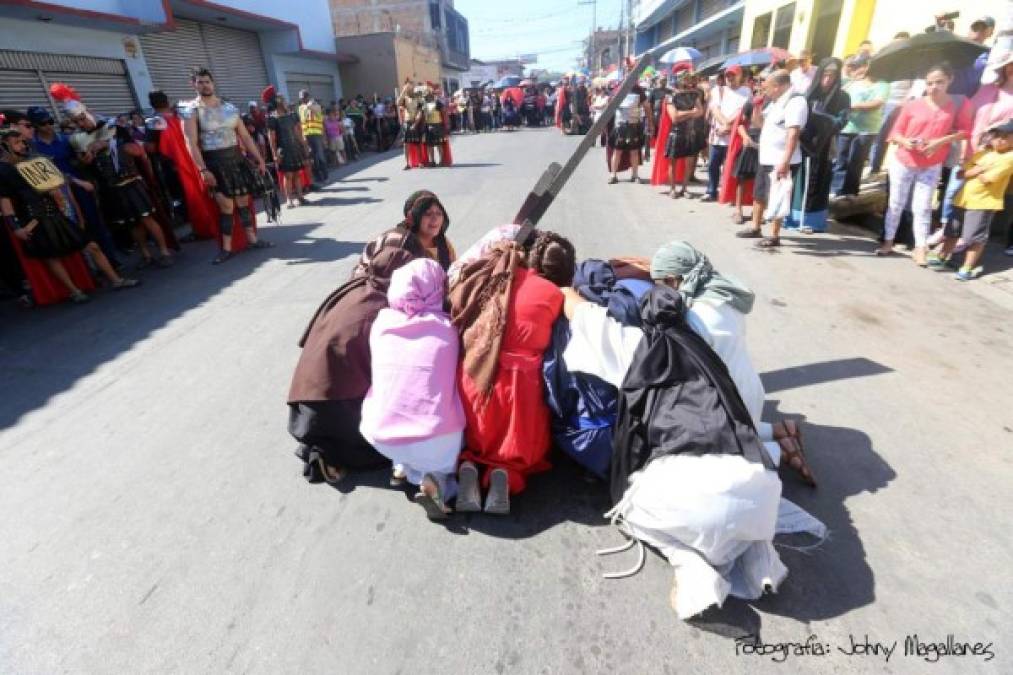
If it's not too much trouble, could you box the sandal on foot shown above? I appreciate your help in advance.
[608,177,619,185]
[249,239,273,249]
[415,474,451,521]
[735,228,762,238]
[757,237,781,248]
[484,468,510,515]
[389,466,407,487]
[455,461,481,513]
[316,457,346,486]
[777,436,817,487]
[69,290,91,304]
[112,277,141,290]
[211,250,235,265]
[732,214,748,225]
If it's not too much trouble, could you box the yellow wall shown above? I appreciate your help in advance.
[740,0,1003,60]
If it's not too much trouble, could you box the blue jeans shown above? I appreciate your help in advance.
[832,133,874,196]
[941,169,965,226]
[707,144,728,198]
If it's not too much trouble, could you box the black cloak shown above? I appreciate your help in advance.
[611,285,774,504]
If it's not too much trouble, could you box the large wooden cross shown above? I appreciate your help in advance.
[511,34,690,243]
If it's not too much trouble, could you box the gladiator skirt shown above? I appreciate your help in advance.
[20,197,91,259]
[103,178,154,227]
[609,121,645,150]
[425,123,445,146]
[203,146,263,198]
[734,130,761,179]
[403,123,425,144]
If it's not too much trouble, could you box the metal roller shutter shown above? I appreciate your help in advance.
[0,49,135,119]
[285,73,336,108]
[0,69,48,112]
[140,19,269,108]
[139,19,208,106]
[44,71,136,117]
[201,23,270,106]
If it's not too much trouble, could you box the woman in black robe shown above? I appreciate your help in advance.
[611,285,773,504]
[786,57,850,233]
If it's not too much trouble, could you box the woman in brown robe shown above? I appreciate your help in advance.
[287,190,455,483]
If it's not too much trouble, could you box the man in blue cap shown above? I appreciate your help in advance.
[27,105,122,269]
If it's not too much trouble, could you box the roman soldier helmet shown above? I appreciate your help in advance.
[49,83,89,119]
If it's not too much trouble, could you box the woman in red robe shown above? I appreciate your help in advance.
[449,231,576,515]
[718,93,764,224]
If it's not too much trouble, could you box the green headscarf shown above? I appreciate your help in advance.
[650,241,755,314]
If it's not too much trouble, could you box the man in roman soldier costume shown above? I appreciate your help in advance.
[605,79,653,184]
[398,82,426,170]
[422,86,452,167]
[50,84,177,269]
[570,77,591,134]
[181,68,271,264]
[145,90,218,241]
[0,116,139,304]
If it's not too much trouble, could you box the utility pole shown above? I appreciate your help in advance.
[578,0,597,72]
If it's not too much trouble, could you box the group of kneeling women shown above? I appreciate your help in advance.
[287,189,826,618]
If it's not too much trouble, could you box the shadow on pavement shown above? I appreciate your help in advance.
[761,357,893,394]
[0,222,365,431]
[446,163,501,168]
[691,400,895,640]
[308,196,383,207]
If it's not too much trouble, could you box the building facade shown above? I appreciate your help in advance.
[337,32,442,98]
[632,0,745,67]
[328,0,470,93]
[740,0,1005,64]
[0,0,353,117]
[584,29,624,73]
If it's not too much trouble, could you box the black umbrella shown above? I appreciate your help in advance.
[868,31,988,82]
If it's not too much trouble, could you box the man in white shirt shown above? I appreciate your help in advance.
[735,70,807,247]
[789,49,817,94]
[703,65,751,201]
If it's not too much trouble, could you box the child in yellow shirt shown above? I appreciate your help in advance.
[930,119,1013,280]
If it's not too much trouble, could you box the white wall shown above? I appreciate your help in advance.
[210,0,338,53]
[2,18,154,106]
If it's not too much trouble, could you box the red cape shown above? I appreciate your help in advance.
[8,231,95,306]
[157,112,217,240]
[440,112,453,166]
[650,103,687,186]
[718,97,760,205]
[554,87,568,128]
[501,87,523,108]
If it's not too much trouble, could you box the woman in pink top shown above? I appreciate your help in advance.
[359,257,466,520]
[878,63,973,264]
[970,53,1013,152]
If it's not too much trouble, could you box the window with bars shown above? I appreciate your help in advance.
[772,2,796,49]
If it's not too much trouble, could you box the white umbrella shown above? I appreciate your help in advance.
[658,46,702,64]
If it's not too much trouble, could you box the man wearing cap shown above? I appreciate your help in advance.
[789,49,817,95]
[702,65,750,201]
[298,89,327,184]
[833,54,890,197]
[26,105,122,268]
[951,16,996,97]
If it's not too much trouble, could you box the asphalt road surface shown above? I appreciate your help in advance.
[1,126,1011,674]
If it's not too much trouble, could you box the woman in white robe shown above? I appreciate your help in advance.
[559,241,822,619]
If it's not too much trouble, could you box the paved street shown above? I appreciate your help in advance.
[1,127,1011,674]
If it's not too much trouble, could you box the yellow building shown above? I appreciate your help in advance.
[740,0,1003,62]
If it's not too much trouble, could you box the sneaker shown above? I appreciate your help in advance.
[455,461,481,513]
[483,468,510,515]
[955,266,983,281]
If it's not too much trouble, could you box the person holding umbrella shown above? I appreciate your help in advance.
[877,63,973,264]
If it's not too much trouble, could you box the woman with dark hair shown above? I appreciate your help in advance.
[660,69,706,198]
[287,191,455,484]
[785,57,850,234]
[878,63,973,264]
[352,190,455,277]
[450,230,576,515]
[264,88,310,209]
